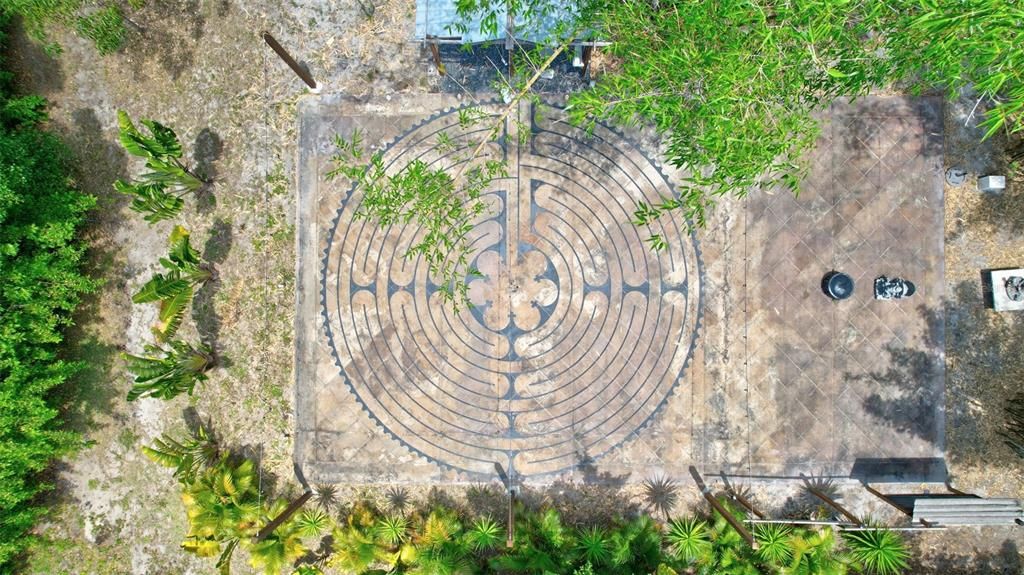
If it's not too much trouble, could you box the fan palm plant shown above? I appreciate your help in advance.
[574,526,611,566]
[124,338,215,401]
[842,528,909,575]
[753,523,794,566]
[607,515,663,574]
[329,520,390,574]
[295,507,333,539]
[248,499,308,575]
[133,225,212,341]
[495,507,571,573]
[703,501,760,575]
[465,516,502,552]
[664,516,711,564]
[407,509,472,575]
[788,527,847,575]
[181,457,261,572]
[376,515,410,547]
[141,423,218,482]
[116,110,204,223]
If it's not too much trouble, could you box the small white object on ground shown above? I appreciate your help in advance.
[978,175,1006,193]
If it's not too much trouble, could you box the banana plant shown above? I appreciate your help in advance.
[115,110,204,223]
[123,339,215,401]
[133,225,212,341]
[142,424,219,482]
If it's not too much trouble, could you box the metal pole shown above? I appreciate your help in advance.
[800,474,863,527]
[261,31,317,90]
[689,466,757,548]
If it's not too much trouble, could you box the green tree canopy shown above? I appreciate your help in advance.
[0,12,95,569]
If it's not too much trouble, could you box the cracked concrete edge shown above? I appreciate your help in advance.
[294,93,321,482]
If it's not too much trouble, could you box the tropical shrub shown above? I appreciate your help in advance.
[842,528,910,575]
[179,456,262,571]
[115,111,204,223]
[141,423,219,482]
[455,1,1023,246]
[123,338,215,401]
[249,500,308,575]
[132,225,212,341]
[0,14,95,571]
[147,438,328,575]
[2,1,141,54]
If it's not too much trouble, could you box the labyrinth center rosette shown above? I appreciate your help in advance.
[321,102,703,478]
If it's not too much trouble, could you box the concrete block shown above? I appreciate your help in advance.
[979,175,1006,193]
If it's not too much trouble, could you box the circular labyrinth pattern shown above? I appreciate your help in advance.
[322,101,703,478]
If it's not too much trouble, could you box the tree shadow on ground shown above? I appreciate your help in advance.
[943,280,1024,463]
[843,304,944,443]
[508,453,637,526]
[193,128,223,213]
[778,473,845,521]
[911,537,1021,575]
[832,97,945,169]
[56,333,122,434]
[194,219,232,353]
[5,18,65,94]
[66,108,129,220]
[125,0,207,80]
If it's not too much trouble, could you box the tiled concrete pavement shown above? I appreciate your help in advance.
[295,94,945,484]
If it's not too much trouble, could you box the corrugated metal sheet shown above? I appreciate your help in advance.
[913,497,1023,526]
[415,0,575,44]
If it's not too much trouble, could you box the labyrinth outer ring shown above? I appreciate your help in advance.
[320,102,704,479]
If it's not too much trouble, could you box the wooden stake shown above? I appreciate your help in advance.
[690,467,757,548]
[261,32,317,90]
[860,482,913,518]
[800,474,863,527]
[721,475,766,519]
[253,490,313,543]
[426,36,446,76]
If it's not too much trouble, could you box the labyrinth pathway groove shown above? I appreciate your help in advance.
[320,100,704,478]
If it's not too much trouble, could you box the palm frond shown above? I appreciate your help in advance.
[842,528,909,575]
[296,508,332,539]
[375,514,409,546]
[665,517,711,562]
[465,516,502,551]
[754,523,793,565]
[575,526,611,565]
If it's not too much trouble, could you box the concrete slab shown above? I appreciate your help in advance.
[295,94,946,485]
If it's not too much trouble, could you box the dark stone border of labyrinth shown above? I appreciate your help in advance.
[298,95,705,483]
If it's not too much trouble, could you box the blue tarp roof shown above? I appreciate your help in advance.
[415,0,576,44]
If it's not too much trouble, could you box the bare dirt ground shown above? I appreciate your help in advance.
[6,1,1024,574]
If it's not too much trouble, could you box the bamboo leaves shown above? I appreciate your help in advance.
[328,122,495,312]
